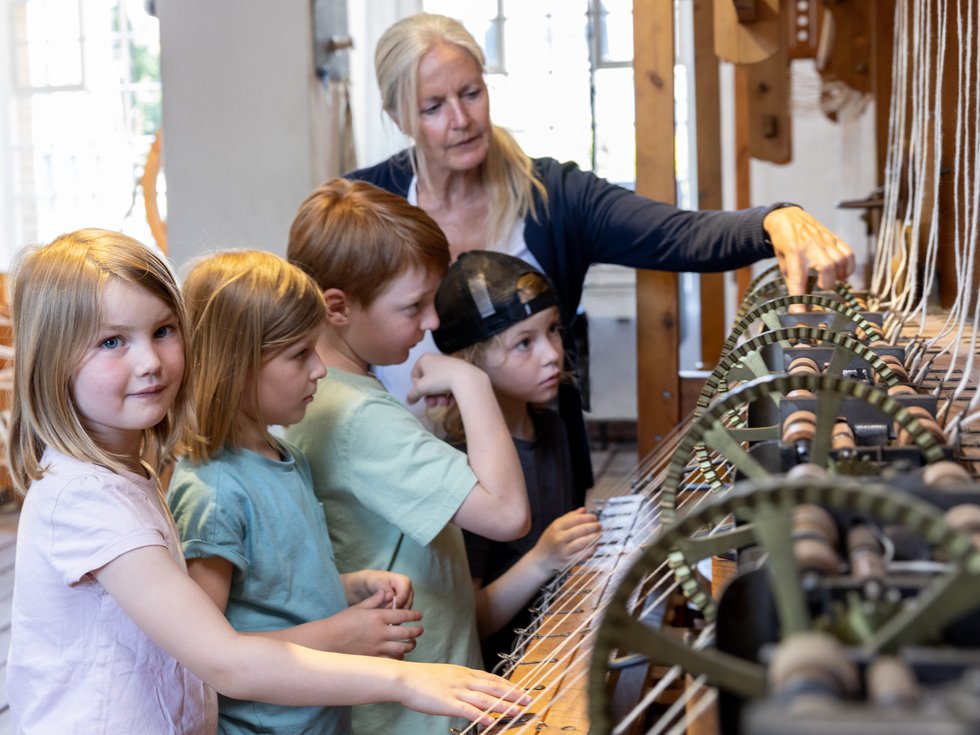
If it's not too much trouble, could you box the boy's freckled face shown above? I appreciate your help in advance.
[347,265,442,368]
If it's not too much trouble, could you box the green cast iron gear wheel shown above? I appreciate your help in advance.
[722,294,884,362]
[587,476,980,735]
[694,326,901,420]
[733,263,785,321]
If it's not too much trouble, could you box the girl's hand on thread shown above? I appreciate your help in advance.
[530,508,601,577]
[343,570,414,609]
[396,663,532,726]
[324,595,424,659]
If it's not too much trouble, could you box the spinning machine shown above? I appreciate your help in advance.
[450,0,980,733]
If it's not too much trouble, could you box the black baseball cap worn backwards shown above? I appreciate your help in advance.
[433,251,559,354]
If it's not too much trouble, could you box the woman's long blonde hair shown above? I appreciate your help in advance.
[375,12,548,247]
[181,250,325,464]
[6,229,194,494]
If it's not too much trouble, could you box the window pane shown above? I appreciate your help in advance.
[597,0,632,64]
[16,0,85,88]
[423,0,503,71]
[490,2,591,165]
[8,0,162,252]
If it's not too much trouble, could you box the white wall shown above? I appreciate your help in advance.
[750,61,876,286]
[157,0,330,267]
[719,60,877,328]
[156,0,423,269]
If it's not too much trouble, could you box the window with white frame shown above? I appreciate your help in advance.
[421,0,636,185]
[5,0,161,264]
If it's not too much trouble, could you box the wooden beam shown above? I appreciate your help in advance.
[634,0,680,455]
[871,0,895,190]
[734,64,754,300]
[694,0,726,368]
[714,0,779,63]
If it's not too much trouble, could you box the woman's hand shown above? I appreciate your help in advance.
[764,205,856,296]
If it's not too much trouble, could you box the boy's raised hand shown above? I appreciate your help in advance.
[530,508,601,576]
[406,352,488,405]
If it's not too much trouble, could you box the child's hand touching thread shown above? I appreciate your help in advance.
[322,595,424,659]
[397,664,532,727]
[529,508,601,577]
[343,569,414,610]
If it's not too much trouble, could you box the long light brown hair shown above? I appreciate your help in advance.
[6,229,193,493]
[374,12,548,248]
[181,250,325,463]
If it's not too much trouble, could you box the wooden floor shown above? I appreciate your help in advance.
[0,505,18,734]
[0,442,638,733]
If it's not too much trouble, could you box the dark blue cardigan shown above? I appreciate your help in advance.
[347,150,779,496]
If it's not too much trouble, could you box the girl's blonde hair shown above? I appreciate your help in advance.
[181,250,325,464]
[6,229,193,494]
[431,272,562,443]
[374,12,548,247]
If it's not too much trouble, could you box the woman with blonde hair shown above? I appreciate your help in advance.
[347,11,856,498]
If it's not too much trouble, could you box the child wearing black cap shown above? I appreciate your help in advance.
[284,179,531,735]
[431,250,602,672]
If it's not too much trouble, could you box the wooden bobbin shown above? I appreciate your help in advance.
[783,410,817,444]
[866,656,920,708]
[786,388,817,399]
[786,463,829,481]
[846,524,887,583]
[787,356,821,375]
[944,504,980,549]
[895,405,946,446]
[887,384,917,397]
[768,632,860,713]
[922,460,972,487]
[875,354,909,384]
[792,504,841,575]
[831,418,856,453]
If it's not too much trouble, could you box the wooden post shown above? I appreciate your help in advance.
[634,0,680,456]
[734,64,754,301]
[694,0,726,369]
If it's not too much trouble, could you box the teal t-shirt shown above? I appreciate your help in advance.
[285,368,481,735]
[169,439,351,735]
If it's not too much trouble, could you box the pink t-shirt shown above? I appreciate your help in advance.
[7,448,217,734]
